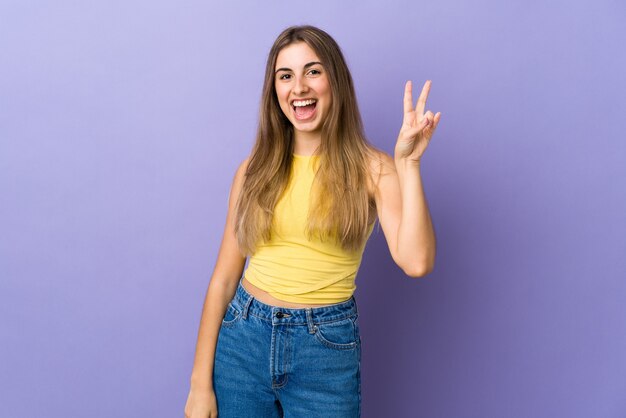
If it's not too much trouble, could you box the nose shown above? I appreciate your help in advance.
[293,76,309,95]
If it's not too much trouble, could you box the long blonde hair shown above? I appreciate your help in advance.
[235,25,379,256]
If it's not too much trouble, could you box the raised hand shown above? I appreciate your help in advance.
[394,80,441,164]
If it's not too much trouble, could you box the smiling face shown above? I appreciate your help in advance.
[274,42,333,140]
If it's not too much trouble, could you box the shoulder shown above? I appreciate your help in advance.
[229,156,252,198]
[365,147,396,197]
[240,155,252,172]
[235,155,252,180]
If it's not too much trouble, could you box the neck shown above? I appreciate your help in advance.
[293,130,321,156]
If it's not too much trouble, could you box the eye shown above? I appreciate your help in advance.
[279,73,291,80]
[308,69,321,76]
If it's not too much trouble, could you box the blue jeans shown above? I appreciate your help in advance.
[213,277,362,417]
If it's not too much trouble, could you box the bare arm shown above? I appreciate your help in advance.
[373,152,435,277]
[189,158,249,390]
[374,80,441,277]
[394,159,436,276]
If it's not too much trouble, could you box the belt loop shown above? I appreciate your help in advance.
[305,308,316,334]
[242,294,253,320]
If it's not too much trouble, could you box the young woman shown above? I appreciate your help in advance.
[185,25,441,418]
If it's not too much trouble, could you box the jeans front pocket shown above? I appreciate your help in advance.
[221,301,242,328]
[314,316,358,350]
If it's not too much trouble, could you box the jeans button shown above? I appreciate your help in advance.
[276,312,284,318]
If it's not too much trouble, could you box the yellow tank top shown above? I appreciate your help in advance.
[243,153,375,304]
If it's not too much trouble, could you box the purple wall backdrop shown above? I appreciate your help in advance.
[1,1,625,417]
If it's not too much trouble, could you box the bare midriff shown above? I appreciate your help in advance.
[241,276,335,308]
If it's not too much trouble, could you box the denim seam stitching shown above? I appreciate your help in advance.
[246,311,356,324]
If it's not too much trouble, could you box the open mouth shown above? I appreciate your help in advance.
[292,99,317,120]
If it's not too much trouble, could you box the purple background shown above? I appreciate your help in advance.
[1,1,625,417]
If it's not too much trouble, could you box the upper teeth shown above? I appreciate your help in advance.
[293,99,316,107]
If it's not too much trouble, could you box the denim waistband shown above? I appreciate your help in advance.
[233,276,358,326]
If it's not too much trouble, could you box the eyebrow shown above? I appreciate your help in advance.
[274,61,323,74]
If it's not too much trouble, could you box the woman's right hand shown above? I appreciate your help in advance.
[184,387,218,418]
